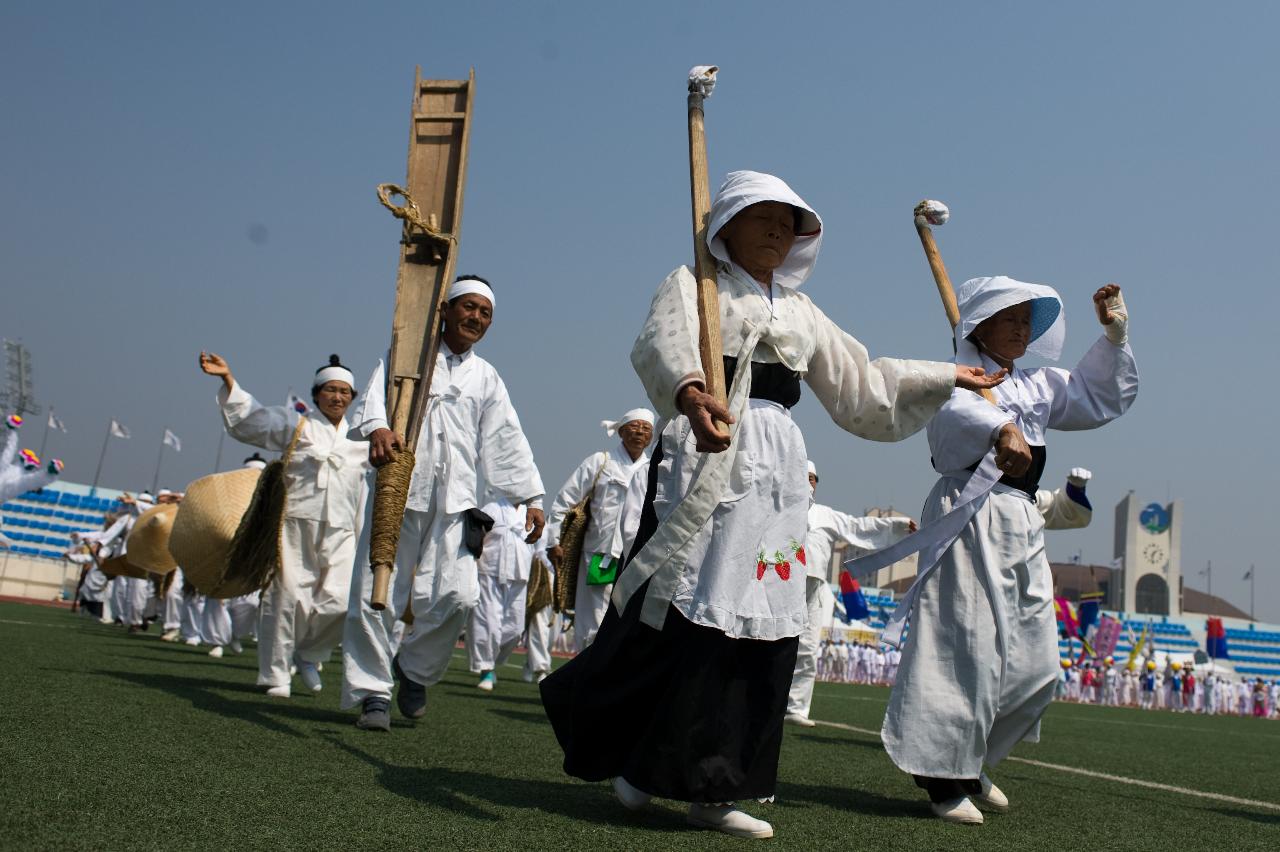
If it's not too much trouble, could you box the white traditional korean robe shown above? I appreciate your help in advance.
[622,262,955,641]
[882,282,1137,780]
[467,498,535,673]
[548,443,651,652]
[341,346,544,708]
[218,381,370,688]
[787,505,912,718]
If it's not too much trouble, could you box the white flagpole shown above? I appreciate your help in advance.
[214,428,225,472]
[151,428,167,495]
[91,420,112,495]
[39,410,52,457]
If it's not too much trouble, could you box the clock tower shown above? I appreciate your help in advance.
[1113,492,1182,615]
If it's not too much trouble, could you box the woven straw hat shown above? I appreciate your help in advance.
[99,553,148,579]
[168,467,261,593]
[124,503,179,575]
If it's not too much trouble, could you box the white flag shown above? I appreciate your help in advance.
[163,429,182,452]
[109,419,131,439]
[48,412,67,433]
[286,391,311,415]
[1109,556,1124,569]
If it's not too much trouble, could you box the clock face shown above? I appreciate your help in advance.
[1143,542,1166,567]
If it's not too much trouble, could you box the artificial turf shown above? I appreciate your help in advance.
[2,600,1277,851]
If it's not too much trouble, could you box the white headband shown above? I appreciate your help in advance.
[448,278,496,309]
[244,458,267,470]
[315,366,355,388]
[601,407,655,437]
[806,460,817,478]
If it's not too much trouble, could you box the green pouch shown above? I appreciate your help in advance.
[585,553,619,586]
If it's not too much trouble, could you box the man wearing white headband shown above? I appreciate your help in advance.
[546,407,654,655]
[870,277,1136,825]
[199,351,370,697]
[542,170,1003,839]
[342,274,546,731]
[784,460,916,727]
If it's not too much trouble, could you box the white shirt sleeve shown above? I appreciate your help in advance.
[218,381,299,452]
[478,373,545,510]
[1045,336,1139,431]
[349,359,389,438]
[804,300,956,442]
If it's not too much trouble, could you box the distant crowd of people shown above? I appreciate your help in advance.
[815,638,902,686]
[1056,658,1279,718]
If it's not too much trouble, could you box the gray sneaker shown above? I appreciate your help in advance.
[356,696,391,732]
[393,656,426,719]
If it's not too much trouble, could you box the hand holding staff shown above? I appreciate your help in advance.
[685,65,731,448]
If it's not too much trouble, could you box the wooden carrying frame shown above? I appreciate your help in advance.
[369,68,475,609]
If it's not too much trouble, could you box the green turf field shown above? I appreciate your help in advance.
[2,600,1277,851]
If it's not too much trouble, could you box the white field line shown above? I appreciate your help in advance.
[812,719,1280,813]
[0,618,71,628]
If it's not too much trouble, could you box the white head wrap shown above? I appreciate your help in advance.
[806,460,817,478]
[954,276,1065,367]
[448,277,496,309]
[707,170,823,290]
[601,407,655,437]
[243,456,267,471]
[315,354,355,389]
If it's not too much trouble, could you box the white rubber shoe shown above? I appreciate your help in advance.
[184,637,199,646]
[160,629,180,642]
[229,640,243,655]
[207,646,224,659]
[612,777,653,811]
[687,804,774,839]
[972,773,1009,812]
[784,712,817,728]
[930,796,984,825]
[266,684,291,698]
[297,662,323,692]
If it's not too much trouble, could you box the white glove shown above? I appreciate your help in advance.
[1067,467,1092,488]
[688,65,718,98]
[1101,290,1128,345]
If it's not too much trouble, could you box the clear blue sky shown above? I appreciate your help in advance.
[3,2,1276,620]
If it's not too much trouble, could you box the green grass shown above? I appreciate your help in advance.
[2,600,1277,850]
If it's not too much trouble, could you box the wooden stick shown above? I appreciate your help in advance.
[913,201,996,404]
[687,68,727,414]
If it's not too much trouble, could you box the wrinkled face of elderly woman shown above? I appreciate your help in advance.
[717,201,798,278]
[617,419,653,456]
[972,301,1032,366]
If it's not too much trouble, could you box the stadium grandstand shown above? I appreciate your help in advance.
[0,480,125,600]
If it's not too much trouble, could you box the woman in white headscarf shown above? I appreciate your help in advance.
[546,408,655,653]
[876,276,1137,824]
[200,352,370,697]
[541,171,1002,839]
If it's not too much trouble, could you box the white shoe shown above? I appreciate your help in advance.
[537,671,548,684]
[208,646,224,658]
[297,661,323,692]
[930,797,984,825]
[476,671,496,691]
[229,640,243,655]
[266,684,291,698]
[687,804,774,839]
[184,637,199,646]
[613,777,652,811]
[160,629,180,642]
[522,669,534,683]
[972,773,1009,812]
[785,712,817,728]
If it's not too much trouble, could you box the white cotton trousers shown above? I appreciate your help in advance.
[524,604,554,676]
[341,489,475,708]
[163,570,184,630]
[201,595,258,646]
[883,484,1059,779]
[118,576,150,626]
[573,572,612,654]
[787,576,833,718]
[467,573,527,672]
[180,589,204,641]
[257,517,355,687]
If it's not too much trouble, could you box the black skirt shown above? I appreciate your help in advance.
[540,438,799,803]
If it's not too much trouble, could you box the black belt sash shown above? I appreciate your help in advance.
[722,356,802,410]
[963,443,1047,499]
